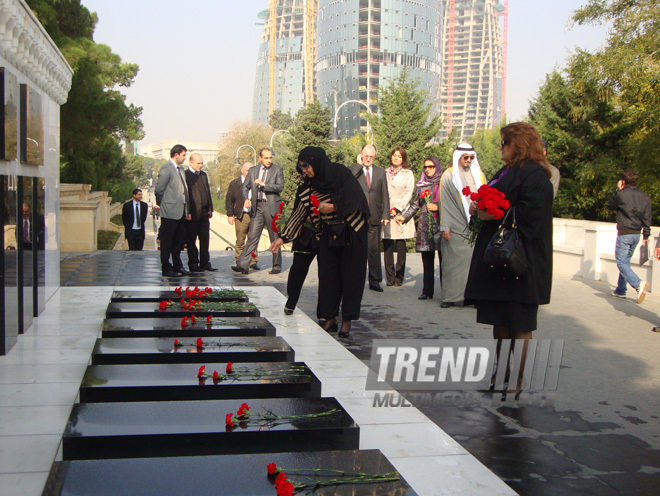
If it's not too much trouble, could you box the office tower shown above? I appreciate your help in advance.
[439,0,506,139]
[253,0,318,125]
[316,0,442,138]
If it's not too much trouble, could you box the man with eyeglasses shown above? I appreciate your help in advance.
[232,148,284,275]
[349,144,390,292]
[438,143,486,308]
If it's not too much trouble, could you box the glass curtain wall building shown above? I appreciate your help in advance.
[439,0,504,139]
[316,0,441,138]
[253,0,318,125]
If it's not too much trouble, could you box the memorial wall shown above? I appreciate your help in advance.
[0,0,72,354]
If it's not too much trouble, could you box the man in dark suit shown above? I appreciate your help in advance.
[121,188,148,251]
[232,148,284,274]
[185,153,216,272]
[20,202,44,250]
[349,144,390,292]
[225,161,259,270]
[155,144,190,277]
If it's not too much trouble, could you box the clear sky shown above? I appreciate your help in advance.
[81,0,609,146]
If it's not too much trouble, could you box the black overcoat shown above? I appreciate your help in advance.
[465,161,553,305]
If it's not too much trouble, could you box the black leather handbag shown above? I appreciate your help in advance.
[327,222,350,247]
[484,207,527,279]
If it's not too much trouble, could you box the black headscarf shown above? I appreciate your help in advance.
[297,146,369,220]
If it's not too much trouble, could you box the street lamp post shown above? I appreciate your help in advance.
[329,100,374,143]
[234,145,257,167]
[269,129,290,152]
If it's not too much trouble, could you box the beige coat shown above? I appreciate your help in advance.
[382,168,416,239]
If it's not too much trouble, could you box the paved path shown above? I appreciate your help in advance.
[59,249,660,496]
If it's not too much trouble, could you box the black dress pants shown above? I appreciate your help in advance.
[317,223,368,321]
[285,249,318,310]
[126,229,145,251]
[160,216,185,271]
[382,238,407,284]
[366,224,383,284]
[421,250,441,296]
[185,217,210,269]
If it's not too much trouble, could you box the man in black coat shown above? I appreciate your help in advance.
[225,161,259,269]
[185,153,216,271]
[122,188,148,251]
[349,144,390,292]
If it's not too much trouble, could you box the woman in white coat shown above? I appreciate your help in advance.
[382,147,416,286]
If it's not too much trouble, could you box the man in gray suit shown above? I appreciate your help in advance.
[155,144,191,277]
[349,144,390,292]
[232,148,284,274]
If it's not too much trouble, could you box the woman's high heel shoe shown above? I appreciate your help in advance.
[337,321,351,338]
[321,318,338,333]
[284,307,294,315]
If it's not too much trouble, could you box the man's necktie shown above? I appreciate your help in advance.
[23,219,30,242]
[135,203,140,228]
[259,167,267,201]
[365,167,371,189]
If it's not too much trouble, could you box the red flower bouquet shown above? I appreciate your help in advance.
[420,189,437,238]
[272,202,287,233]
[462,184,510,245]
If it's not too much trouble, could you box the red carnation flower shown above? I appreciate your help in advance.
[312,207,320,216]
[251,252,257,259]
[279,201,285,213]
[206,315,212,324]
[226,362,234,374]
[310,194,320,207]
[181,316,188,327]
[174,287,182,295]
[197,365,206,378]
[267,463,278,475]
[213,370,219,380]
[225,413,235,427]
[196,337,203,348]
[240,402,250,411]
[174,338,180,347]
[159,300,167,310]
[191,315,197,323]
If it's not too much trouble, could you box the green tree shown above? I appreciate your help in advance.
[365,70,441,176]
[27,0,144,197]
[268,109,294,131]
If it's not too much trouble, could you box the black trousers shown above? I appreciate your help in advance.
[159,216,185,271]
[317,223,368,321]
[285,249,318,310]
[382,238,407,284]
[126,229,145,251]
[185,217,210,269]
[366,224,383,284]
[421,250,441,296]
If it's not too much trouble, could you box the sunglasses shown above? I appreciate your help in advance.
[298,162,312,169]
[461,156,474,161]
[500,140,508,148]
[423,165,436,169]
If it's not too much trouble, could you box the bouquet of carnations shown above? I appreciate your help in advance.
[420,189,436,238]
[462,184,510,245]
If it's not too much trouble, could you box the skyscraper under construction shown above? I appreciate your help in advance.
[252,0,506,140]
[439,0,506,139]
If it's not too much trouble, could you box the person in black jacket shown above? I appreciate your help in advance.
[607,169,651,303]
[184,153,216,272]
[121,188,148,251]
[465,122,554,397]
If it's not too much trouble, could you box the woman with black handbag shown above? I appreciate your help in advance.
[464,122,554,397]
[270,147,369,339]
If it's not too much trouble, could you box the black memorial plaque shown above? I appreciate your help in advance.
[79,362,322,403]
[102,317,275,338]
[111,289,249,303]
[44,450,417,496]
[63,397,358,460]
[90,336,294,365]
[106,301,259,319]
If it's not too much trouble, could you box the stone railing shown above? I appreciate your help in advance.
[553,218,659,292]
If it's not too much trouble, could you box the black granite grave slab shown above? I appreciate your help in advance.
[105,301,259,319]
[63,397,358,460]
[111,289,249,303]
[90,336,294,365]
[43,449,416,496]
[79,362,321,403]
[102,317,276,337]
